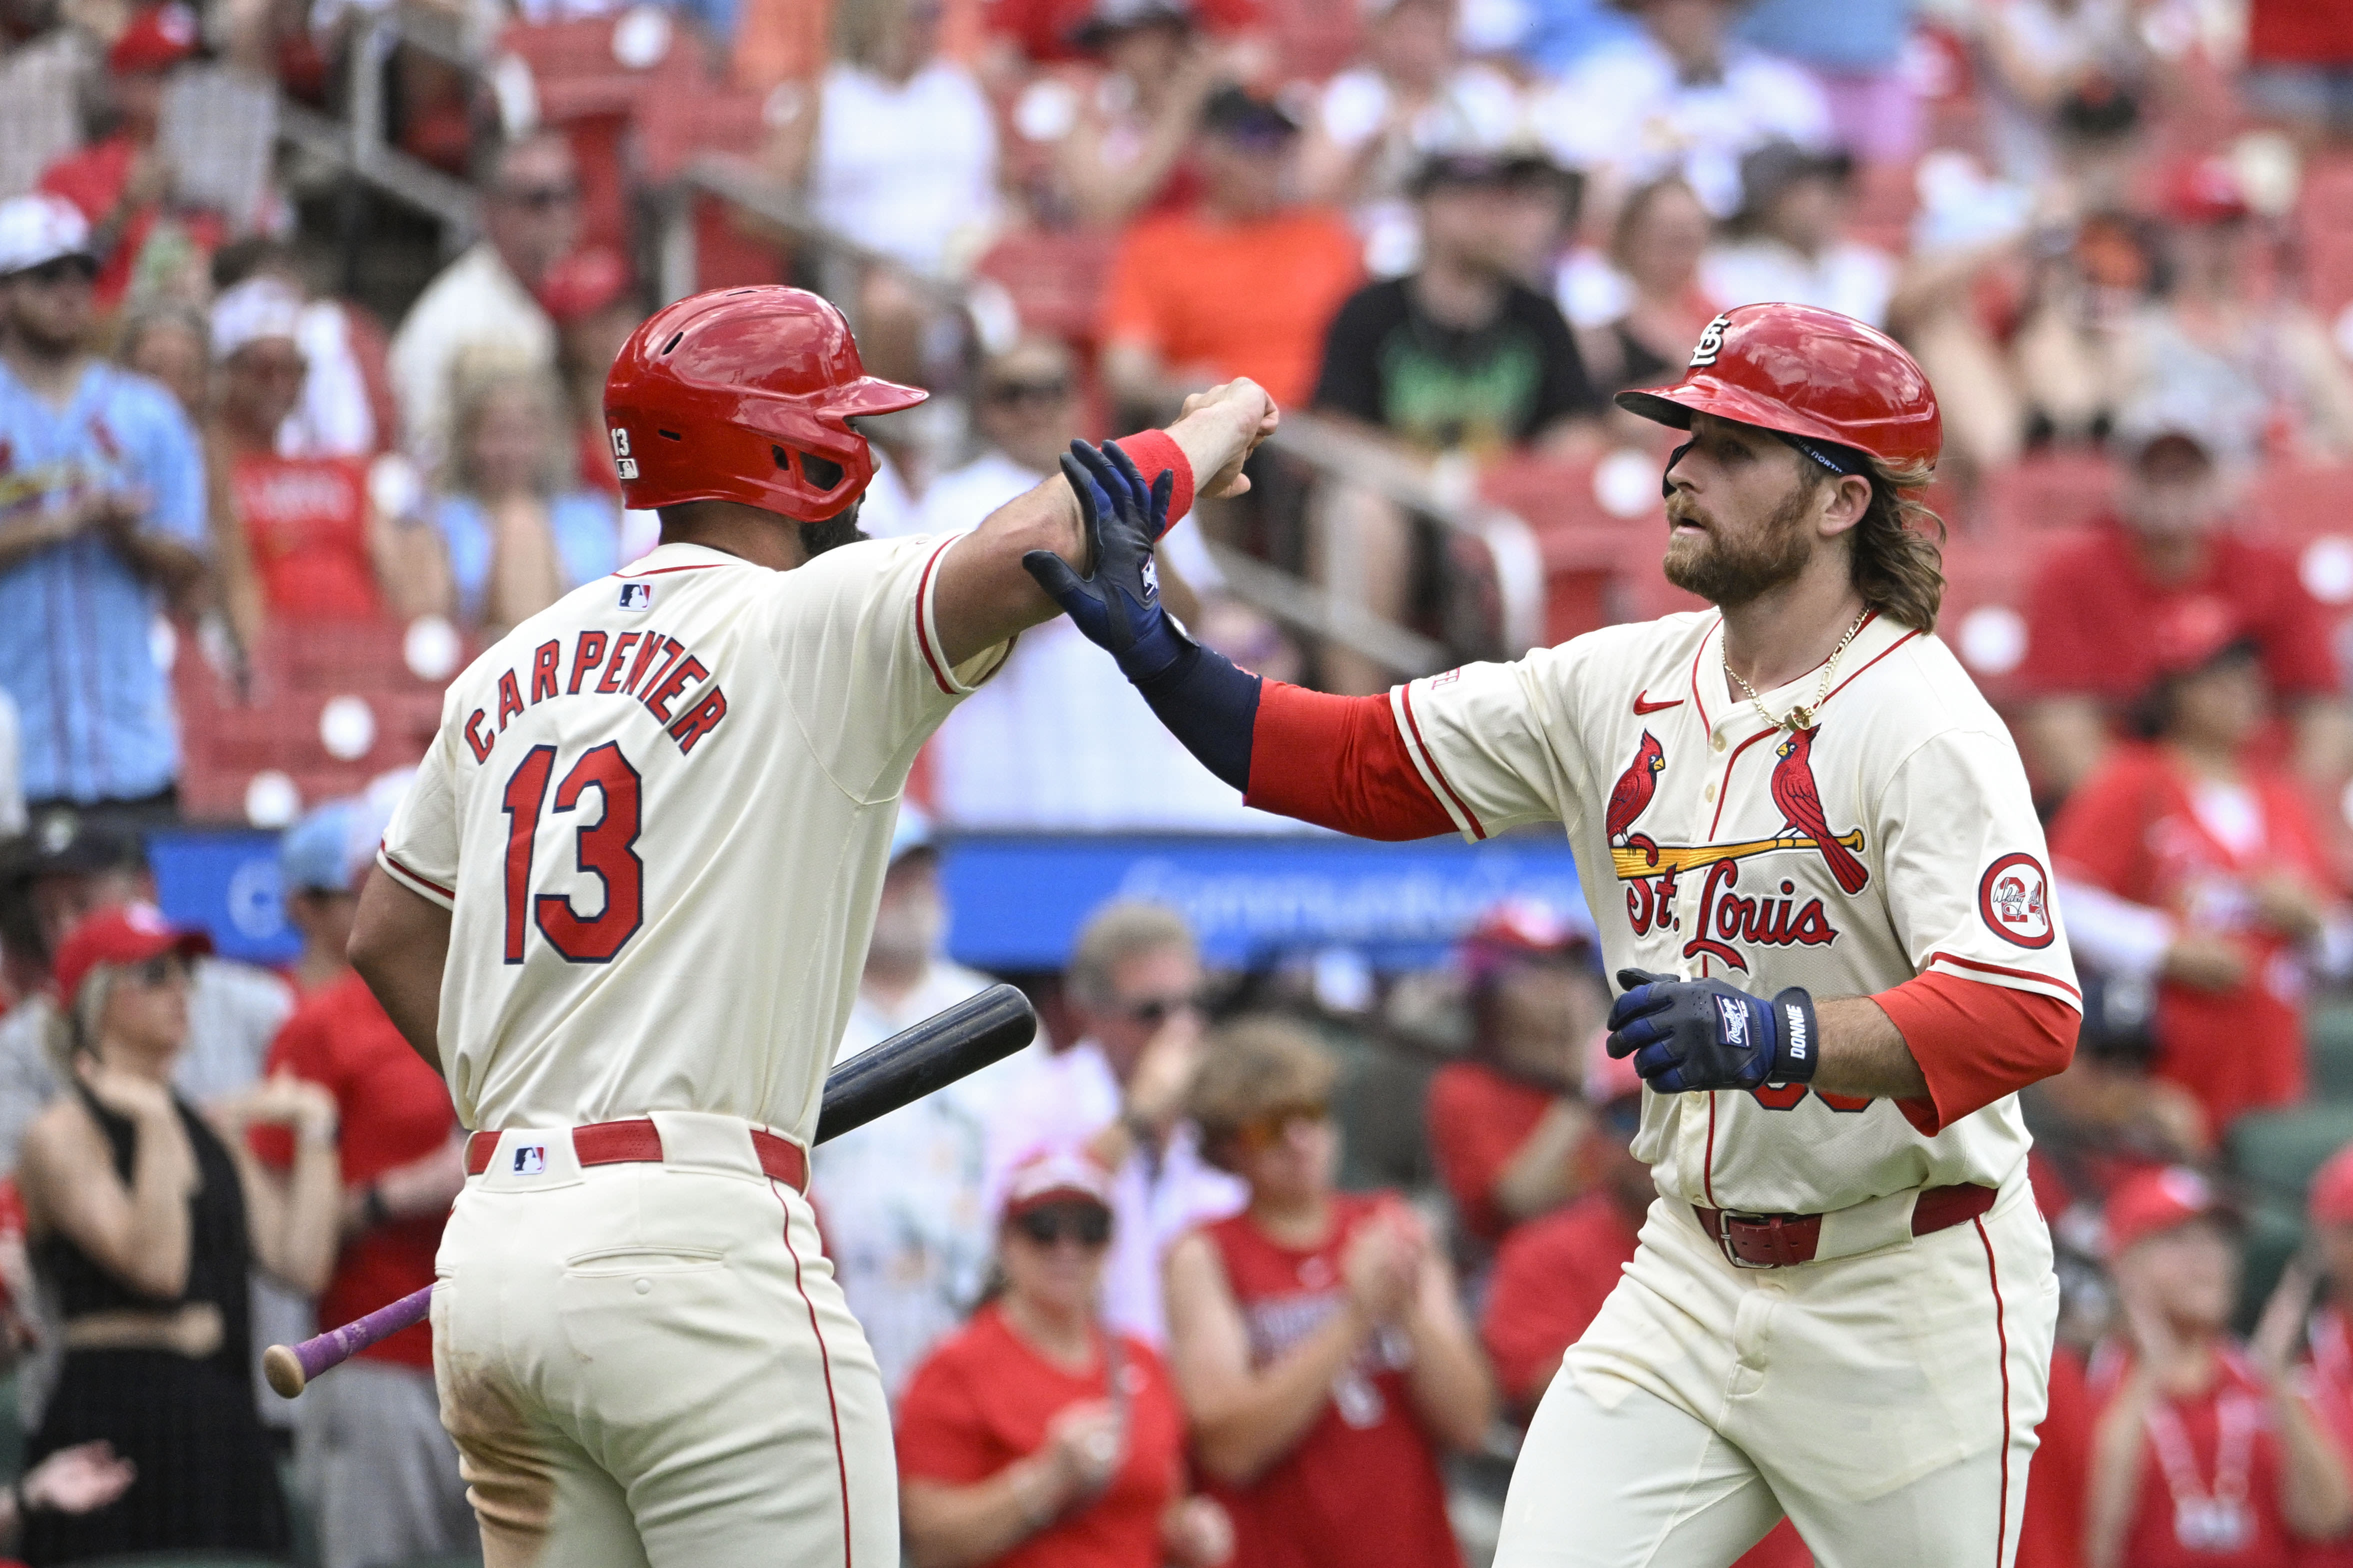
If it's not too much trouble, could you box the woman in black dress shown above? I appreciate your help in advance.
[14,904,343,1564]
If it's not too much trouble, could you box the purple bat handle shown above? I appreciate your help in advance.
[263,1284,433,1397]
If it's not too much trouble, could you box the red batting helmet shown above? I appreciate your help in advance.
[602,286,926,521]
[1616,302,1942,474]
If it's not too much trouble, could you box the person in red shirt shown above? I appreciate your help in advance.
[2048,627,2350,1142]
[1164,1018,1492,1568]
[1478,1037,1812,1568]
[2085,1167,2352,1568]
[1100,88,1362,421]
[204,277,436,649]
[2242,0,2353,145]
[896,1151,1232,1568]
[37,4,226,310]
[2014,400,2350,805]
[252,797,470,1568]
[538,246,644,500]
[1425,898,1609,1256]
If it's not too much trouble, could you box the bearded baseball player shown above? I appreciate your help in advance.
[344,285,1274,1568]
[1030,302,2079,1566]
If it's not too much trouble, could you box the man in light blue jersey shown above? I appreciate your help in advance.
[0,193,206,819]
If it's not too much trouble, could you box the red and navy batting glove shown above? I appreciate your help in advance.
[1024,439,1190,685]
[1605,968,1820,1094]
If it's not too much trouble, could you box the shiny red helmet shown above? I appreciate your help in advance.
[602,286,926,521]
[1616,302,1942,475]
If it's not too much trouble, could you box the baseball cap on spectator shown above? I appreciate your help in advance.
[280,800,364,895]
[1410,145,1572,199]
[2,810,143,888]
[2112,382,2258,473]
[1000,1149,1116,1221]
[537,246,634,326]
[2313,1146,2353,1227]
[2162,155,2251,227]
[1070,0,1193,49]
[2104,1166,2233,1258]
[108,3,199,75]
[209,276,305,363]
[1734,139,1856,224]
[1200,85,1298,145]
[52,902,210,1009]
[0,194,96,279]
[1457,896,1594,985]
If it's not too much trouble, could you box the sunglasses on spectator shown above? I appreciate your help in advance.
[1014,1203,1112,1248]
[983,377,1071,408]
[500,182,582,212]
[1115,992,1200,1028]
[15,255,96,288]
[121,955,187,989]
[1230,1100,1329,1154]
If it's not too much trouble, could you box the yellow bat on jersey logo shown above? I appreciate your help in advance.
[1610,829,1866,882]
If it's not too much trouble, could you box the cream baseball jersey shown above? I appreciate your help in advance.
[377,535,1008,1143]
[1392,609,2078,1215]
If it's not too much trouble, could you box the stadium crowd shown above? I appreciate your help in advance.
[3,0,2353,1563]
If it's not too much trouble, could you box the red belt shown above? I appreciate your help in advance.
[464,1119,808,1193]
[1694,1182,1996,1269]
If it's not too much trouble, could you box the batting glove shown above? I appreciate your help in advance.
[1023,440,1190,685]
[1605,968,1820,1094]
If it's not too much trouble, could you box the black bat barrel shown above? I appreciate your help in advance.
[813,983,1037,1145]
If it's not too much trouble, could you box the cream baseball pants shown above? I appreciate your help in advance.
[432,1113,895,1568]
[1495,1182,2057,1568]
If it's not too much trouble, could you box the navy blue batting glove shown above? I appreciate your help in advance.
[1022,440,1190,685]
[1605,968,1820,1094]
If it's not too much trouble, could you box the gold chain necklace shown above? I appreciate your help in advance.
[1722,609,1870,732]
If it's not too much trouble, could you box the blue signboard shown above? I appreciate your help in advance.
[146,828,1584,975]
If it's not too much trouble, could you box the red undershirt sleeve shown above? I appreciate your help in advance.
[1243,681,1456,841]
[1112,429,1196,531]
[1874,970,2079,1136]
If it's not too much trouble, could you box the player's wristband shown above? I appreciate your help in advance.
[1767,986,1820,1084]
[1112,429,1194,536]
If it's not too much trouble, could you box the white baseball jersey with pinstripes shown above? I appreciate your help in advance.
[1390,608,2078,1216]
[378,535,1006,1143]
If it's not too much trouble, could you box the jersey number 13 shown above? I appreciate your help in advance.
[500,742,644,963]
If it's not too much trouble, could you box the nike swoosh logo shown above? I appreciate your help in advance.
[1633,691,1684,715]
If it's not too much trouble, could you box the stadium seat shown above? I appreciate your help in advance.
[2226,1103,2353,1207]
[972,229,1118,346]
[1974,448,2113,537]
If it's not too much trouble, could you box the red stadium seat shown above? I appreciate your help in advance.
[1975,448,2114,536]
[972,228,1118,346]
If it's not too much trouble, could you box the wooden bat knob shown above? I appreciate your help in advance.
[262,1343,308,1399]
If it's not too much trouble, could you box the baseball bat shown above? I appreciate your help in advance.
[262,982,1036,1398]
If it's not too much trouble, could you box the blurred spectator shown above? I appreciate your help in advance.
[1533,0,1831,218]
[204,277,434,651]
[818,807,1039,1398]
[2084,1167,2352,1568]
[986,0,1257,65]
[1100,87,1362,420]
[2008,207,2164,447]
[387,130,576,469]
[1309,146,1600,693]
[1566,173,1720,399]
[986,902,1244,1346]
[1028,0,1231,228]
[115,300,208,419]
[36,3,224,311]
[2050,631,2350,1147]
[13,903,340,1565]
[0,1443,136,1550]
[1734,0,1918,166]
[896,1151,1234,1568]
[1485,0,1638,74]
[538,245,644,498]
[1477,1028,1642,1413]
[1965,0,2148,193]
[1162,1018,1492,1568]
[2130,155,2353,461]
[908,338,1284,831]
[2014,395,2352,803]
[278,796,366,995]
[2023,967,2212,1177]
[2242,0,2353,146]
[212,237,398,462]
[1700,139,1893,327]
[1422,899,1606,1252]
[2296,1145,2353,1568]
[0,194,208,819]
[253,798,470,1568]
[1296,0,1526,276]
[426,364,619,635]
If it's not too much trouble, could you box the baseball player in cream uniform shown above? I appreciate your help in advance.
[346,286,1274,1568]
[1026,303,2082,1567]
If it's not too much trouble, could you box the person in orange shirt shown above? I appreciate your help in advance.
[1099,86,1361,423]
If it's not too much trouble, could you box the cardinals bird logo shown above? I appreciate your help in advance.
[1606,731,1667,866]
[1770,726,1870,894]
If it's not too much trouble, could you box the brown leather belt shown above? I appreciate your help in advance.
[1694,1182,1997,1269]
[464,1119,808,1192]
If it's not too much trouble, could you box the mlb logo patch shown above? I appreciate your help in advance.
[618,582,654,610]
[512,1144,548,1176]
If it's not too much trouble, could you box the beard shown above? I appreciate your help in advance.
[1661,475,1818,607]
[798,497,868,559]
